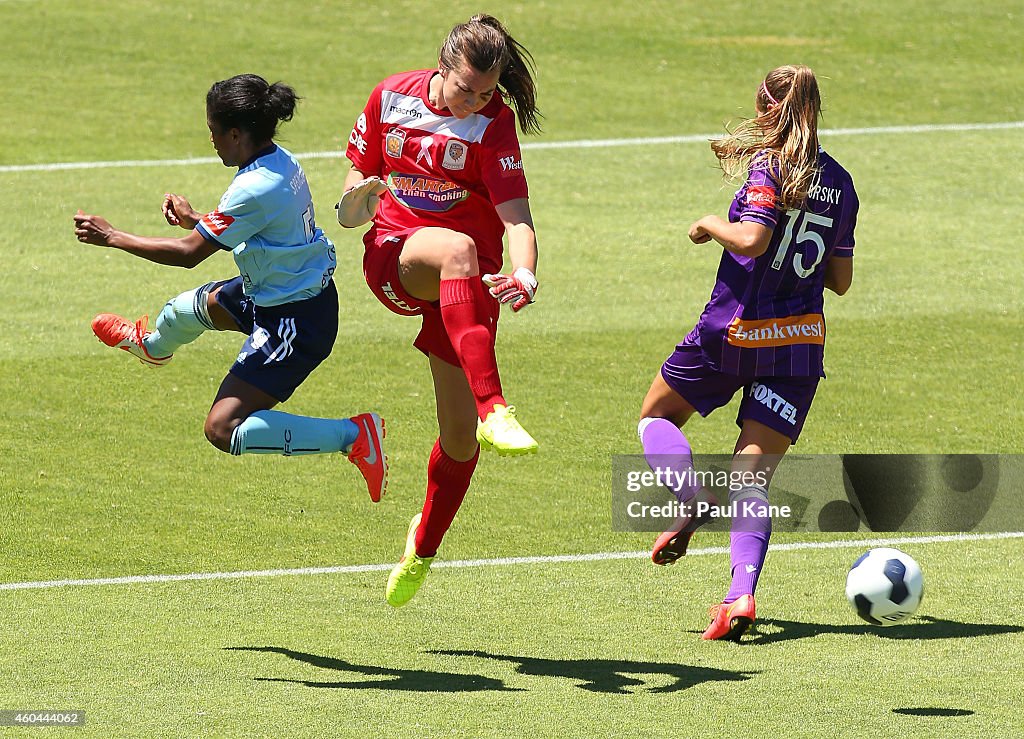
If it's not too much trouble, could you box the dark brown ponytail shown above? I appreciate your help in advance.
[439,14,541,135]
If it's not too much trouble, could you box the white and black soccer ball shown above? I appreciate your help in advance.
[845,547,924,626]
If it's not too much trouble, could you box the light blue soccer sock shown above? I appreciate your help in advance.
[229,410,359,456]
[143,283,217,358]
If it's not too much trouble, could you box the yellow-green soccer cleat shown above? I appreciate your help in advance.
[386,513,433,607]
[476,404,538,456]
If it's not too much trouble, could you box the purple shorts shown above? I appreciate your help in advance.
[661,341,819,443]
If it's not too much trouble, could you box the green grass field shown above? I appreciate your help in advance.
[2,0,1023,736]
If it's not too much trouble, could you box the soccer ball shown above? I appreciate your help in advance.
[845,547,924,626]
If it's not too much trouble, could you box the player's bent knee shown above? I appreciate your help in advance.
[440,234,478,275]
[203,414,235,453]
[159,283,217,336]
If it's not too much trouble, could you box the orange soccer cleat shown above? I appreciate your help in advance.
[702,594,756,642]
[347,412,388,502]
[91,313,173,367]
[651,489,718,566]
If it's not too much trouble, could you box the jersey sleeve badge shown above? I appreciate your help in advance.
[200,210,235,236]
[746,185,777,208]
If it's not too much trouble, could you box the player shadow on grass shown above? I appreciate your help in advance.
[225,646,522,692]
[739,615,1024,645]
[430,649,756,694]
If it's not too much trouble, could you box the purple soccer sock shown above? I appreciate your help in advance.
[638,417,699,503]
[724,485,772,603]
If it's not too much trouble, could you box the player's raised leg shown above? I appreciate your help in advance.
[91,282,223,367]
[398,228,537,455]
[91,276,250,366]
[639,372,716,564]
[207,376,388,502]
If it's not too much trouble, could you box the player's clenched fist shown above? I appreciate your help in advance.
[336,176,388,228]
[482,267,538,312]
[162,193,201,230]
[688,218,713,244]
[73,209,116,246]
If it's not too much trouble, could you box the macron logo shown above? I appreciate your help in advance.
[201,210,235,236]
[389,104,422,119]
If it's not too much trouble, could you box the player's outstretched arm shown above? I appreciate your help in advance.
[336,168,388,228]
[74,209,220,268]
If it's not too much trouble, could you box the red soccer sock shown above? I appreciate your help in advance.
[439,277,504,419]
[414,439,480,558]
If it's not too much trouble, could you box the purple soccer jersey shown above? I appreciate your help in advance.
[686,149,859,377]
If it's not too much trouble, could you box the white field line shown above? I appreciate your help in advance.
[3,120,1022,174]
[2,531,1021,592]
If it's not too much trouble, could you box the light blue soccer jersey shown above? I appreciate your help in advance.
[195,145,336,307]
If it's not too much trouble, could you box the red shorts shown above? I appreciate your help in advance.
[362,226,500,366]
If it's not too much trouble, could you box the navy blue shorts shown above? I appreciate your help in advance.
[213,277,338,402]
[661,341,820,444]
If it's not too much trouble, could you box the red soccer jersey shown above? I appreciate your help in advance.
[345,69,529,274]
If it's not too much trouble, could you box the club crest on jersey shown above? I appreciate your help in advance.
[442,140,468,170]
[201,210,235,236]
[385,128,407,158]
[387,172,469,212]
